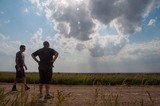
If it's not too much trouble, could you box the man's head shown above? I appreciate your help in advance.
[43,41,50,48]
[20,45,26,52]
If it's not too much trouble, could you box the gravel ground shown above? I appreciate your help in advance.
[0,83,160,106]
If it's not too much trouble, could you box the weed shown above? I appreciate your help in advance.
[1,72,160,85]
[56,90,71,106]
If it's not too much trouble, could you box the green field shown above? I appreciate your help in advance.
[0,72,160,85]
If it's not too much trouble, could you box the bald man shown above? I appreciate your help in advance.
[31,41,58,99]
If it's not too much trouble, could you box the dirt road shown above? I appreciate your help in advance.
[0,83,160,106]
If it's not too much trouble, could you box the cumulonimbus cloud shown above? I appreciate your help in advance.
[28,0,160,57]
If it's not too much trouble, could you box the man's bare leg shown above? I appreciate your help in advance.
[22,77,26,84]
[13,78,17,85]
[12,78,17,91]
[44,84,53,99]
[22,77,30,90]
[45,84,50,95]
[39,84,43,94]
[37,84,43,98]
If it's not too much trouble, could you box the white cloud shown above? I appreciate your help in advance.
[0,33,9,40]
[140,0,160,18]
[86,40,160,72]
[148,19,156,26]
[36,12,41,16]
[86,34,128,57]
[117,40,160,62]
[44,7,53,20]
[55,22,70,35]
[1,29,160,72]
[29,28,43,47]
[23,8,29,13]
[0,33,20,56]
[4,20,10,24]
[1,11,4,14]
[28,0,41,9]
[0,33,21,71]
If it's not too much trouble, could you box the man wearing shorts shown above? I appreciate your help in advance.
[12,45,30,91]
[31,41,58,99]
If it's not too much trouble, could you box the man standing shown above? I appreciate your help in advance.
[31,41,58,99]
[12,45,30,91]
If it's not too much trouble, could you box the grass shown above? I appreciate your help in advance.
[0,85,73,106]
[89,84,158,106]
[0,85,38,106]
[1,72,159,105]
[0,72,160,85]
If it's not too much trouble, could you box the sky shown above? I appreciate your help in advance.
[0,0,160,73]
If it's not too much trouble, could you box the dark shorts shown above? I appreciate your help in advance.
[38,67,53,84]
[15,65,25,78]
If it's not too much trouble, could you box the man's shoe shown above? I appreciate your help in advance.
[12,85,17,91]
[44,94,54,99]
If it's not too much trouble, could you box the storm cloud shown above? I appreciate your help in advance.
[89,0,157,35]
[44,0,95,41]
[28,0,160,57]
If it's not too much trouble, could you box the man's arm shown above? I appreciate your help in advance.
[23,56,27,70]
[15,53,22,71]
[31,54,39,63]
[15,57,21,71]
[51,52,59,64]
[24,64,27,70]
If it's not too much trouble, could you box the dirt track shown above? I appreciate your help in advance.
[0,83,160,106]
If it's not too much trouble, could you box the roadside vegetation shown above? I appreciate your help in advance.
[0,72,159,105]
[0,83,158,106]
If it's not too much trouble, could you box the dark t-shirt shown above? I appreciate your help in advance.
[16,51,24,67]
[32,47,57,68]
